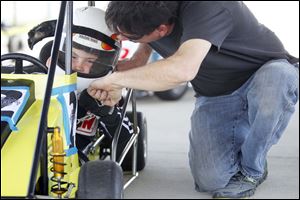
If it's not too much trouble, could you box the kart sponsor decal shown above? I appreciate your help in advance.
[77,114,98,136]
[1,86,30,131]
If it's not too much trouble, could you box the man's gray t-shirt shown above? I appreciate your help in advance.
[149,1,298,97]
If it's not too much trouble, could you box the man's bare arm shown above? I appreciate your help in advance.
[88,39,211,100]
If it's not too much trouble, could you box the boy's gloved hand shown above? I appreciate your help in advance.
[78,89,115,118]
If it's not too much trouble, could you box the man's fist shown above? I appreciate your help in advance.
[87,87,122,107]
[78,89,114,117]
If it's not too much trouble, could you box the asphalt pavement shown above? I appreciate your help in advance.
[124,88,299,199]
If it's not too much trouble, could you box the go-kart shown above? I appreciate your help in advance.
[1,1,147,199]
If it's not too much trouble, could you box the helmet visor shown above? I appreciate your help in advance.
[58,26,121,78]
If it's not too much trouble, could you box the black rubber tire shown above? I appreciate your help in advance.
[76,160,123,199]
[120,111,147,171]
[154,83,188,101]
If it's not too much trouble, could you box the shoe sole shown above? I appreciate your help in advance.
[213,188,255,199]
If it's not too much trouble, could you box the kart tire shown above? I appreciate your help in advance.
[77,160,123,199]
[154,83,188,101]
[120,111,147,171]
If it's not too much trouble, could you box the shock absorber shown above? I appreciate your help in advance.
[49,127,68,198]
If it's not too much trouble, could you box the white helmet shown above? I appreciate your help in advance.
[57,6,121,92]
[73,7,115,51]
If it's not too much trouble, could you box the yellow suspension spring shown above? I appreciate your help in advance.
[49,127,68,197]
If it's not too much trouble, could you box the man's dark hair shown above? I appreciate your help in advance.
[105,1,180,37]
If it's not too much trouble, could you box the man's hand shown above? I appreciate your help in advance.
[87,76,122,107]
[87,88,122,107]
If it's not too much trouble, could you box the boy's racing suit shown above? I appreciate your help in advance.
[76,89,133,159]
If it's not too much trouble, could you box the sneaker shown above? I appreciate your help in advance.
[212,164,268,199]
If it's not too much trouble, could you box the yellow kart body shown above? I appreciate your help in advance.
[1,73,80,198]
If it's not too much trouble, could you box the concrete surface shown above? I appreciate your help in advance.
[124,88,299,199]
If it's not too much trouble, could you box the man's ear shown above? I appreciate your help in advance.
[156,24,169,37]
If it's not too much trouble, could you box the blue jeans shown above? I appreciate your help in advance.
[189,59,299,192]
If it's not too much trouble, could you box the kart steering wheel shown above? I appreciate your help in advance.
[1,53,48,74]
